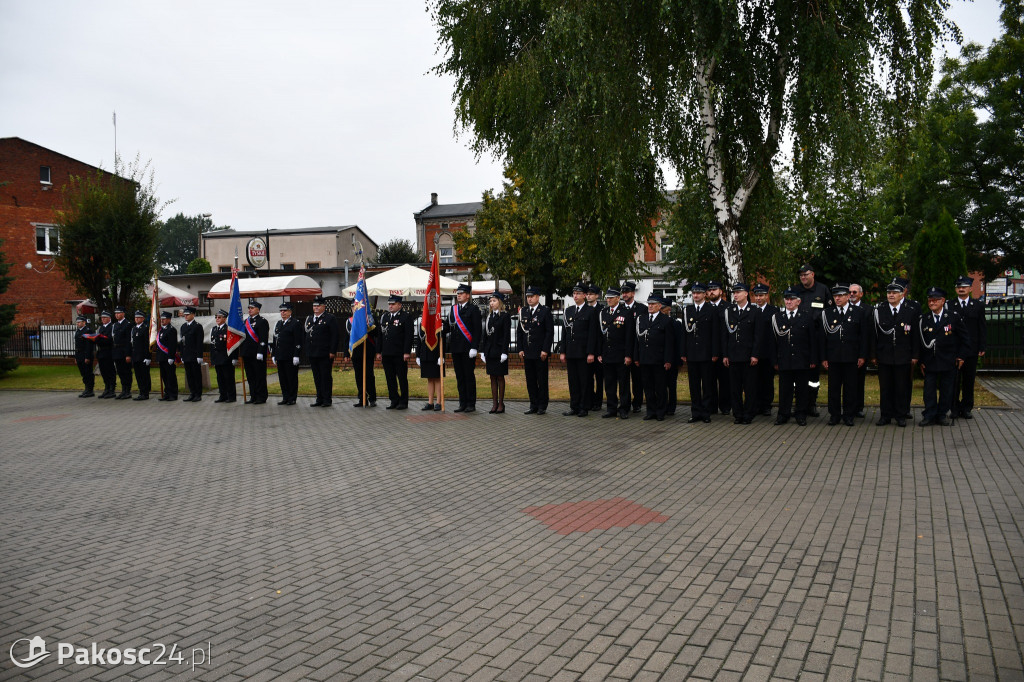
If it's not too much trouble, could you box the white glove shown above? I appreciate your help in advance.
[144,359,150,366]
[416,358,421,367]
[480,353,486,363]
[469,349,478,359]
[500,353,508,363]
[292,357,299,366]
[438,358,443,366]
[196,358,202,365]
[271,356,277,366]
[231,359,238,366]
[167,358,174,365]
[256,353,263,361]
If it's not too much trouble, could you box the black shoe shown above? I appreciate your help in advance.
[827,417,840,426]
[665,410,675,416]
[720,409,731,415]
[642,414,656,421]
[115,393,130,400]
[279,400,290,405]
[454,406,467,413]
[688,416,702,423]
[856,411,866,418]
[132,395,147,401]
[809,408,821,418]
[961,411,973,419]
[760,409,772,416]
[919,418,934,426]
[182,396,194,402]
[742,418,753,424]
[464,406,475,413]
[876,418,891,426]
[577,410,588,417]
[397,404,408,410]
[734,418,744,424]
[245,399,256,404]
[536,409,546,415]
[935,417,949,426]
[423,403,435,411]
[353,402,363,407]
[843,418,854,426]
[619,412,629,420]
[562,410,578,416]
[386,403,398,410]
[774,418,789,425]
[632,407,642,413]
[223,398,236,403]
[703,417,711,423]
[896,418,907,427]
[434,404,442,411]
[81,391,95,398]
[656,415,664,421]
[602,412,617,419]
[796,417,807,426]
[524,408,538,414]
[214,398,226,403]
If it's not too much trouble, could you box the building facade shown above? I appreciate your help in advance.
[201,225,378,273]
[413,193,482,265]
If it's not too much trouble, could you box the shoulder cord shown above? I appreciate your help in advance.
[821,309,843,336]
[724,308,738,334]
[683,308,697,334]
[874,305,896,337]
[918,317,937,351]
[771,313,791,338]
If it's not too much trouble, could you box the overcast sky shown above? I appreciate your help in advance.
[0,0,1005,246]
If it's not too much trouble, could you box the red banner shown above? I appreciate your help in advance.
[421,250,442,350]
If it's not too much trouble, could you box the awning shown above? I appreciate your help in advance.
[342,263,461,298]
[471,279,513,296]
[206,274,322,299]
[76,280,198,314]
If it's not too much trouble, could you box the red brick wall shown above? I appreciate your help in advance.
[422,221,471,259]
[0,138,104,324]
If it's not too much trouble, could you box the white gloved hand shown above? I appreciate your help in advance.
[256,353,264,361]
[292,357,299,366]
[144,359,150,366]
[469,349,478,359]
[416,358,421,367]
[480,353,486,363]
[500,353,508,363]
[438,358,443,366]
[167,358,174,365]
[196,358,203,365]
[231,359,238,366]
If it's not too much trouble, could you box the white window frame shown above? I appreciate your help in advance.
[33,223,59,254]
[40,166,52,185]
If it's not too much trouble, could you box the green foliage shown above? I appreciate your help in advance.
[911,209,967,303]
[186,257,212,274]
[374,239,422,265]
[54,155,167,313]
[158,213,227,274]
[0,240,19,376]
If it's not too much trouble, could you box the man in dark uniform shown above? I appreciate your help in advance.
[597,287,634,419]
[662,301,683,415]
[769,288,818,425]
[155,310,179,401]
[796,264,832,417]
[240,300,269,405]
[519,285,554,415]
[347,309,379,407]
[952,275,986,419]
[130,310,152,400]
[560,283,599,417]
[722,283,763,424]
[586,284,605,411]
[751,283,777,416]
[874,279,918,426]
[273,301,305,406]
[209,309,237,403]
[94,310,117,398]
[706,281,731,415]
[111,306,134,399]
[916,287,970,425]
[636,294,674,421]
[820,284,870,426]
[179,306,205,402]
[74,314,95,397]
[849,283,870,417]
[378,295,414,410]
[449,283,482,412]
[682,282,719,423]
[619,282,644,413]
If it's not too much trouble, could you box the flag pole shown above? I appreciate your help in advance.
[362,341,368,407]
[154,273,163,397]
[439,330,445,412]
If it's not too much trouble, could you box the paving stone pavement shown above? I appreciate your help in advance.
[1,383,1023,681]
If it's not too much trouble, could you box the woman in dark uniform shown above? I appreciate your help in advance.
[482,293,511,413]
[417,318,448,411]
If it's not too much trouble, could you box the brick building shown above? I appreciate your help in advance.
[413,192,482,265]
[0,137,114,324]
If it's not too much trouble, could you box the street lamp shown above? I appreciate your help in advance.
[25,259,55,274]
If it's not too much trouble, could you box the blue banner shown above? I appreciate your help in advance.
[349,268,375,352]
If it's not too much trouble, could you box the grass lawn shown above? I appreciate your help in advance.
[0,363,276,392]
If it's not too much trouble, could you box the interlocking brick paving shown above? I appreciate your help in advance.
[12,413,71,422]
[523,497,670,534]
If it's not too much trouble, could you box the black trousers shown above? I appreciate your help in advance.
[243,356,267,402]
[687,360,714,419]
[827,361,858,419]
[956,356,978,413]
[307,356,331,404]
[278,358,300,402]
[665,365,679,414]
[214,363,235,400]
[382,354,409,406]
[77,359,94,392]
[451,352,476,407]
[589,362,604,409]
[97,357,116,392]
[778,368,811,418]
[923,369,955,420]
[627,362,643,410]
[807,366,822,408]
[714,359,731,413]
[729,361,758,420]
[565,358,589,412]
[878,363,912,419]
[524,357,549,409]
[183,360,203,398]
[641,364,667,417]
[602,361,629,414]
[352,348,377,403]
[133,360,152,396]
[114,356,133,393]
[159,360,178,398]
[756,362,775,414]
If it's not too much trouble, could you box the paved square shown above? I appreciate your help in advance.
[1,383,1023,680]
[522,498,670,535]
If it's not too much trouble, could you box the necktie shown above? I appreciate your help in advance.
[650,314,655,323]
[892,307,897,315]
[789,313,793,320]
[934,314,940,325]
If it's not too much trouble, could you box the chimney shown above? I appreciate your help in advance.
[430,192,438,206]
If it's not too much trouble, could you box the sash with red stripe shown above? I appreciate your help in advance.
[453,304,472,343]
[156,334,170,355]
[245,317,260,342]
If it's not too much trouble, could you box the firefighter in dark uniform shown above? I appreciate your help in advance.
[915,287,970,425]
[796,264,833,416]
[682,282,720,423]
[636,294,674,421]
[74,315,95,397]
[721,283,763,424]
[481,293,512,413]
[273,301,305,406]
[155,310,178,401]
[346,308,379,407]
[586,285,605,411]
[130,310,152,400]
[111,306,134,399]
[849,283,870,417]
[820,284,870,426]
[240,300,269,404]
[706,281,731,415]
[379,295,414,410]
[518,285,554,415]
[662,301,684,415]
[769,288,818,425]
[952,275,986,418]
[597,287,635,419]
[750,283,777,416]
[619,281,645,413]
[449,283,482,412]
[179,306,205,402]
[210,309,237,403]
[873,279,918,426]
[560,283,599,417]
[94,310,117,398]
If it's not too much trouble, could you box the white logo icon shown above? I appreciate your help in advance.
[10,636,51,668]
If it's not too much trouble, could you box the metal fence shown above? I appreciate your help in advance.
[983,296,1024,371]
[2,325,77,358]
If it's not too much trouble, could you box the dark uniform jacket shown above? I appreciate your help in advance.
[482,312,511,357]
[448,302,482,354]
[112,318,133,358]
[873,302,917,364]
[635,312,675,365]
[682,302,720,362]
[951,297,986,355]
[274,316,306,361]
[915,308,970,372]
[769,309,818,370]
[75,325,95,361]
[179,319,204,362]
[345,313,379,355]
[755,304,779,359]
[518,304,554,358]
[562,304,599,358]
[305,313,338,358]
[721,304,763,362]
[155,323,178,361]
[819,304,870,364]
[94,321,114,359]
[598,303,635,363]
[131,322,151,363]
[239,315,269,358]
[379,310,414,356]
[210,323,236,366]
[797,282,833,314]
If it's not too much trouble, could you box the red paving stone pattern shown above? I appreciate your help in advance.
[12,414,71,422]
[522,496,670,534]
